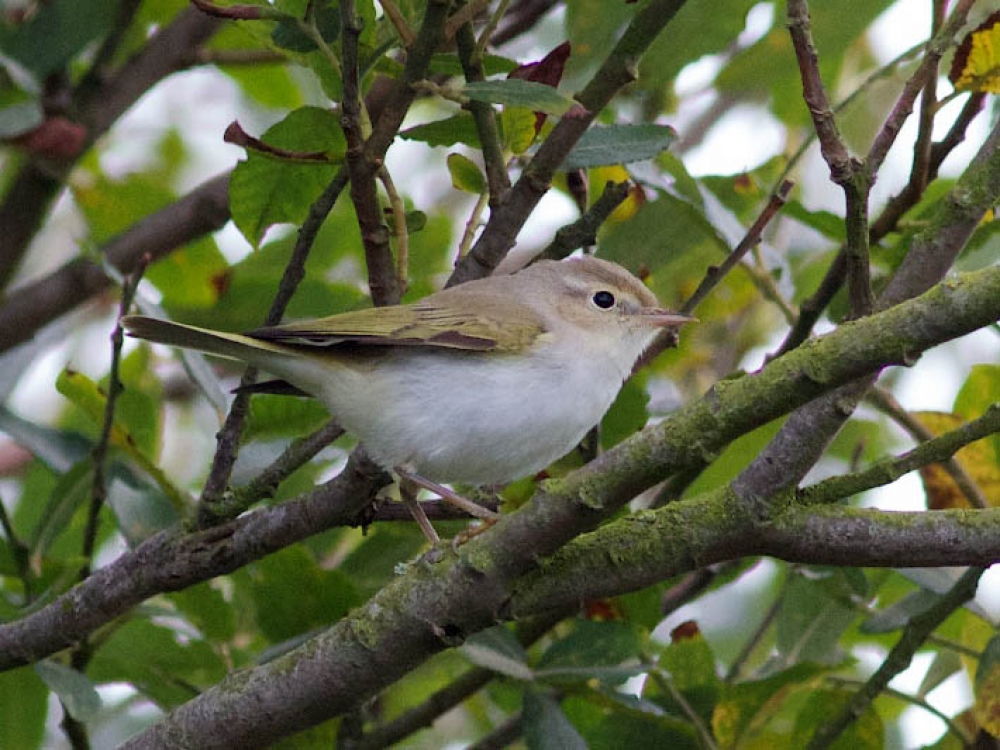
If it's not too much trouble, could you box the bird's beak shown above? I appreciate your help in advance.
[637,309,697,327]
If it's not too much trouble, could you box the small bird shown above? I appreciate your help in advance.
[123,256,693,540]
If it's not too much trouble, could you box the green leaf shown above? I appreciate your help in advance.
[639,0,759,92]
[0,0,119,77]
[34,660,101,721]
[87,619,227,708]
[428,53,518,77]
[446,152,486,194]
[169,582,236,643]
[791,687,884,750]
[659,630,720,694]
[336,525,428,598]
[106,463,180,546]
[0,98,43,139]
[601,377,650,449]
[563,693,700,749]
[245,545,361,643]
[463,79,576,116]
[599,190,729,272]
[461,626,534,681]
[783,200,848,242]
[29,461,92,556]
[776,573,855,665]
[954,364,1000,466]
[245,394,331,441]
[270,7,340,52]
[523,692,588,750]
[712,663,826,747]
[0,406,88,473]
[0,667,47,749]
[536,619,641,685]
[860,589,941,634]
[229,107,344,247]
[145,237,229,309]
[562,124,676,170]
[55,369,187,512]
[716,0,895,126]
[500,106,538,155]
[917,650,963,700]
[684,417,785,496]
[400,113,481,148]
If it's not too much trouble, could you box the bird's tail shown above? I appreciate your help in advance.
[121,316,294,364]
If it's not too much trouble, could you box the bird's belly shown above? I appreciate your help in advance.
[320,350,622,485]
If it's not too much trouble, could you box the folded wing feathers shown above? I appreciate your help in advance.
[249,302,542,352]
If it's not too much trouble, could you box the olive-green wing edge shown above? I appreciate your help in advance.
[247,301,544,353]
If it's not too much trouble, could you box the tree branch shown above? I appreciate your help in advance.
[734,118,1000,500]
[0,173,231,354]
[449,0,690,285]
[0,452,389,672]
[341,0,399,306]
[0,8,221,289]
[116,262,1000,747]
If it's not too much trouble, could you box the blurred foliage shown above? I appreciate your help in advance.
[0,0,998,748]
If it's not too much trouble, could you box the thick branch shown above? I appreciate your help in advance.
[0,453,389,671]
[117,263,1000,747]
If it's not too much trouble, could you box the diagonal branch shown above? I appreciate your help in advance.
[0,8,221,289]
[116,261,1000,748]
[0,173,231,354]
[448,0,690,286]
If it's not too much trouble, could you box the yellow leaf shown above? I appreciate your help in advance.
[914,411,1000,509]
[950,11,1000,93]
[975,662,1000,737]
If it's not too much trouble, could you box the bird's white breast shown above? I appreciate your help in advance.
[308,340,633,485]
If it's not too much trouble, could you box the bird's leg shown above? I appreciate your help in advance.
[399,478,441,545]
[395,467,499,521]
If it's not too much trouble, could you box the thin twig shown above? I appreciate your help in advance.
[724,579,785,682]
[449,0,691,286]
[342,0,398,306]
[455,5,511,208]
[347,611,566,750]
[491,0,558,46]
[750,243,797,324]
[473,0,512,63]
[206,421,347,523]
[197,169,350,525]
[827,676,974,746]
[536,180,632,262]
[83,255,151,572]
[799,402,1000,508]
[457,191,491,260]
[806,567,984,749]
[866,387,991,509]
[443,0,490,39]
[378,0,416,46]
[633,179,793,371]
[786,0,855,184]
[378,166,409,296]
[0,497,31,602]
[465,713,522,750]
[63,255,150,750]
[681,180,794,317]
[648,668,719,749]
[787,0,873,316]
[865,0,977,177]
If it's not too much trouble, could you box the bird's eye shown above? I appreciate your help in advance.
[592,290,616,309]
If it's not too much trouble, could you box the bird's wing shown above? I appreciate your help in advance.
[247,298,545,353]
